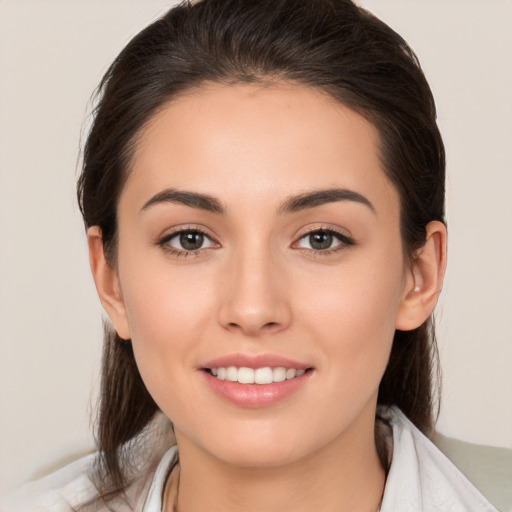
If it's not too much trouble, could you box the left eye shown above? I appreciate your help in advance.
[295,229,349,251]
[162,230,216,252]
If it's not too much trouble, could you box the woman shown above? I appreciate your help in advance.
[0,0,500,510]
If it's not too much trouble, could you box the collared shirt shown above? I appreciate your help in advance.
[0,407,499,511]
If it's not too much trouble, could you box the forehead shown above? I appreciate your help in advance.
[123,82,398,215]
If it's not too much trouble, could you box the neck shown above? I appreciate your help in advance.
[168,408,386,512]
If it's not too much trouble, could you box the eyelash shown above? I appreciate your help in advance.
[293,227,355,256]
[157,227,216,258]
[157,226,355,258]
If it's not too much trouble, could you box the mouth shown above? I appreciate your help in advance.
[204,366,311,384]
[200,354,314,407]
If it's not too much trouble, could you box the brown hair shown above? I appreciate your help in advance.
[77,0,445,496]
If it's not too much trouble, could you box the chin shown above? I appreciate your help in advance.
[212,441,307,469]
[191,421,326,469]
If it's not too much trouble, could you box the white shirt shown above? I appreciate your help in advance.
[0,407,499,511]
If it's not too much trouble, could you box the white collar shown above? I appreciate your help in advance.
[142,407,497,512]
[379,406,497,512]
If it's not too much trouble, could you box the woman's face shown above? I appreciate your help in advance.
[110,83,415,467]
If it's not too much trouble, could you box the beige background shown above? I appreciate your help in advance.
[0,0,511,494]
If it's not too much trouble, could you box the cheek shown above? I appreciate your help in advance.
[296,252,404,384]
[124,274,208,338]
[117,257,217,402]
[119,241,216,337]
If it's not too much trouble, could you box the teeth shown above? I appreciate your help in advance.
[209,366,307,384]
[238,367,255,384]
[273,367,287,382]
[226,366,238,382]
[255,367,273,384]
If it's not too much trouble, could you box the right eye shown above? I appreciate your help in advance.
[158,229,217,255]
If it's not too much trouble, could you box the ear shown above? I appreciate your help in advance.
[395,220,447,331]
[87,226,131,340]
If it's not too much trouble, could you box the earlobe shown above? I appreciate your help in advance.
[87,226,131,340]
[395,220,447,331]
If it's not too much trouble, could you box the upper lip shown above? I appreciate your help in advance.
[202,353,312,370]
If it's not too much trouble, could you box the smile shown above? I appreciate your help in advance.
[202,356,313,407]
[208,366,307,384]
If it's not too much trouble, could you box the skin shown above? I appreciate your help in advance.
[88,83,446,512]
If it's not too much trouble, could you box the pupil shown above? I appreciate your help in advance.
[310,231,332,250]
[180,232,204,250]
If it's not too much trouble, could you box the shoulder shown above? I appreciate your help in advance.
[0,454,101,512]
[0,414,177,512]
[379,406,508,512]
[0,444,179,512]
[432,430,512,512]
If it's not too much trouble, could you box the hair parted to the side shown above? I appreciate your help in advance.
[77,0,445,497]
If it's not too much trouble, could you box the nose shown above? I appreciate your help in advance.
[218,247,292,337]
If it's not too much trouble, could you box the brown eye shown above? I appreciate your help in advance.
[295,228,354,253]
[179,231,205,250]
[308,231,333,250]
[159,229,216,254]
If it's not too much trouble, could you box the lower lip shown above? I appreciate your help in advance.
[203,370,312,408]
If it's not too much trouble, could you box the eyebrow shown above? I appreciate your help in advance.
[278,188,375,215]
[141,189,224,214]
[141,187,375,215]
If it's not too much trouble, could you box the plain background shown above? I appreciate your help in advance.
[0,0,511,495]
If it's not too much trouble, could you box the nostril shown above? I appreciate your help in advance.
[225,320,280,332]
